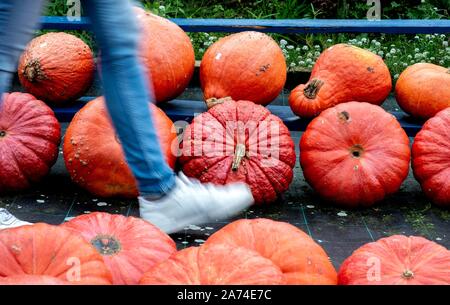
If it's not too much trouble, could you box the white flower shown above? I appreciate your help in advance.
[286,45,294,50]
[394,74,399,79]
[443,41,449,47]
[290,62,296,67]
[326,39,333,43]
[280,39,288,45]
[414,48,420,53]
[302,45,309,51]
[378,51,384,56]
[159,5,165,11]
[299,60,305,66]
[390,48,396,54]
[314,45,321,50]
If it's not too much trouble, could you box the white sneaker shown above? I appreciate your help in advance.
[0,208,31,230]
[139,172,254,234]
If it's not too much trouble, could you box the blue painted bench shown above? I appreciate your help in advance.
[40,17,450,136]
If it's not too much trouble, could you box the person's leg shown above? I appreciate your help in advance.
[0,0,46,97]
[82,0,175,196]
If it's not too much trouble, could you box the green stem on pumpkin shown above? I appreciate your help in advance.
[231,143,246,171]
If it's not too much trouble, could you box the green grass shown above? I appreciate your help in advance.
[43,0,450,77]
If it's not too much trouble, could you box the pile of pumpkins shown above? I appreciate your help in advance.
[0,9,449,285]
[1,8,448,208]
[0,212,449,285]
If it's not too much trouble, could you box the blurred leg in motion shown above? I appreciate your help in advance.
[0,0,46,98]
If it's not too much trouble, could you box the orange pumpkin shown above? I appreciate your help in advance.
[62,212,176,285]
[395,63,450,119]
[18,32,94,105]
[300,102,410,207]
[338,235,450,285]
[140,243,283,285]
[136,11,195,103]
[205,219,337,285]
[412,107,450,206]
[289,44,392,118]
[200,31,287,106]
[0,275,68,285]
[0,223,112,284]
[63,97,177,198]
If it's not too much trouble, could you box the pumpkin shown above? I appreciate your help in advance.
[300,102,410,207]
[0,275,68,285]
[136,10,195,103]
[289,44,392,118]
[18,32,94,105]
[200,31,287,106]
[412,107,450,206]
[63,96,177,198]
[140,243,283,285]
[62,212,176,285]
[179,98,296,204]
[0,92,60,193]
[338,235,450,285]
[205,218,337,284]
[395,63,450,119]
[0,223,112,284]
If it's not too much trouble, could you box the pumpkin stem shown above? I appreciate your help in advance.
[0,131,6,138]
[206,96,233,109]
[402,269,414,280]
[232,143,246,171]
[91,235,121,256]
[23,59,45,83]
[303,79,324,99]
[350,144,364,159]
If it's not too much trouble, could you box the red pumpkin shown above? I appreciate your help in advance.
[412,107,450,206]
[63,97,177,198]
[0,223,112,284]
[136,11,195,103]
[62,212,176,285]
[205,219,337,284]
[0,92,60,192]
[200,31,287,106]
[179,98,296,204]
[18,32,94,104]
[289,44,392,118]
[396,63,450,119]
[0,275,68,285]
[338,235,450,285]
[300,102,410,207]
[140,243,283,285]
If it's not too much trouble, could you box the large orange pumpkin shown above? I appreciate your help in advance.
[0,275,68,285]
[205,219,337,285]
[200,31,287,106]
[0,223,112,284]
[62,212,176,285]
[136,10,195,103]
[412,107,450,206]
[18,32,94,105]
[140,243,284,285]
[395,63,450,119]
[0,92,60,193]
[179,98,296,204]
[63,97,177,198]
[300,102,410,207]
[289,44,392,118]
[338,235,450,285]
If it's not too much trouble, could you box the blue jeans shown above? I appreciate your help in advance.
[0,0,175,196]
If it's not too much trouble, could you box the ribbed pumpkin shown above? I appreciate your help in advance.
[0,223,112,285]
[62,212,176,285]
[395,63,450,119]
[0,92,60,193]
[200,31,287,106]
[18,32,94,104]
[300,102,410,207]
[289,44,392,118]
[205,219,337,285]
[412,107,450,206]
[140,243,283,285]
[0,275,68,285]
[63,97,177,198]
[338,235,450,285]
[136,10,195,103]
[179,98,296,204]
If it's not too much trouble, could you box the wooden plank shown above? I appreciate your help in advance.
[40,16,450,34]
[55,98,422,136]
